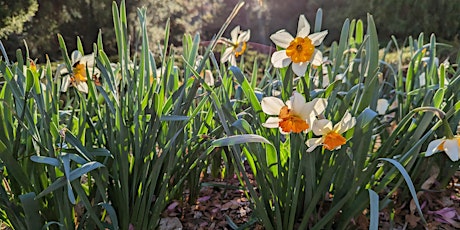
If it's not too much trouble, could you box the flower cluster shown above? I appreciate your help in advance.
[261,91,356,152]
[256,15,357,153]
[220,15,326,74]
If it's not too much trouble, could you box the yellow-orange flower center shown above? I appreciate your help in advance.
[323,132,346,150]
[437,141,446,151]
[286,37,315,63]
[72,63,87,83]
[437,138,460,151]
[234,42,247,58]
[30,61,37,72]
[278,105,309,133]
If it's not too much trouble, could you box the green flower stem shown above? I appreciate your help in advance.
[412,106,454,138]
[442,119,455,139]
[412,106,445,120]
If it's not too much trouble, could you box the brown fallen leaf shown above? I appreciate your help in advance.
[405,213,421,228]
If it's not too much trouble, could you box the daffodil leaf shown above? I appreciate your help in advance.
[25,69,34,93]
[61,153,75,204]
[68,154,88,165]
[356,107,378,130]
[212,134,272,147]
[230,66,265,121]
[30,156,60,167]
[213,134,278,175]
[0,40,10,64]
[89,148,111,157]
[368,189,379,230]
[355,19,364,44]
[314,8,323,32]
[455,101,460,111]
[98,202,119,230]
[36,161,105,200]
[378,158,427,224]
[19,192,44,229]
[433,88,445,108]
[332,18,349,77]
[41,222,64,230]
[65,131,94,160]
[160,115,190,121]
[231,118,253,134]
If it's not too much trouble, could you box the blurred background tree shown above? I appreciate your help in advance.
[0,0,38,38]
[1,0,459,62]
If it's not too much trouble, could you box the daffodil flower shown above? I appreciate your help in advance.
[221,26,250,66]
[425,136,460,161]
[57,50,99,94]
[270,15,328,77]
[261,92,327,134]
[306,112,356,152]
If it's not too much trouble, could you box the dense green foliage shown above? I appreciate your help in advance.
[0,0,459,229]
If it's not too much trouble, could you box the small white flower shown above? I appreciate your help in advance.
[261,92,327,134]
[270,15,328,77]
[220,26,250,66]
[306,112,356,152]
[425,136,460,161]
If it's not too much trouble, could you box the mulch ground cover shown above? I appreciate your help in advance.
[161,170,460,230]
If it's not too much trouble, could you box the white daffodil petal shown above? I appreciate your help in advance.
[230,26,240,42]
[310,98,328,115]
[61,76,71,92]
[279,127,290,135]
[229,55,237,67]
[425,139,444,157]
[76,82,89,94]
[80,54,95,67]
[336,112,356,134]
[376,99,389,115]
[304,98,328,127]
[204,70,214,86]
[270,31,294,49]
[271,51,291,68]
[311,50,324,67]
[285,100,292,109]
[306,138,322,152]
[443,139,459,161]
[238,30,250,43]
[308,30,328,46]
[303,98,327,116]
[297,27,310,39]
[221,47,234,63]
[56,64,69,77]
[290,92,307,114]
[419,72,426,87]
[297,15,310,37]
[261,97,285,115]
[292,62,308,77]
[312,119,332,136]
[263,117,282,128]
[71,50,82,65]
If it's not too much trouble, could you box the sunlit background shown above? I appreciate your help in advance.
[1,0,459,61]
